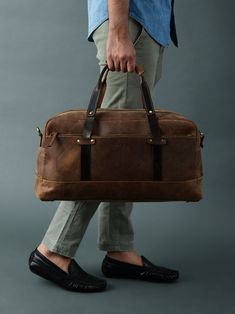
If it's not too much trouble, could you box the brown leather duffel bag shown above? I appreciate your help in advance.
[34,64,204,202]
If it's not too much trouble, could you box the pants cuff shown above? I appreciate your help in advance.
[41,238,76,258]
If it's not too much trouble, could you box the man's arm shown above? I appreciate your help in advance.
[106,0,136,72]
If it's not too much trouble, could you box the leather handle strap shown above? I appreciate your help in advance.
[96,64,144,109]
[82,64,161,139]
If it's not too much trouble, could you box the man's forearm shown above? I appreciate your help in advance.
[106,0,135,72]
[108,0,130,36]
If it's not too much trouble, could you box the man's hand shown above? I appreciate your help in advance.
[107,0,136,72]
[106,31,136,73]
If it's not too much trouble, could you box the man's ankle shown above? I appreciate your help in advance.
[106,250,143,266]
[37,243,67,259]
[107,250,136,256]
[37,243,53,256]
[37,243,72,273]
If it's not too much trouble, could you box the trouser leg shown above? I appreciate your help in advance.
[92,17,165,251]
[41,200,100,257]
[97,201,134,251]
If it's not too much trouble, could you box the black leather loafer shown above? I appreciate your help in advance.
[101,255,179,283]
[28,248,107,292]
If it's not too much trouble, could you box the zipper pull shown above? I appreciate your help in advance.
[200,131,205,148]
[36,126,43,146]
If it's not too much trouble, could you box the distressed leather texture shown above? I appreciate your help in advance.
[34,65,204,202]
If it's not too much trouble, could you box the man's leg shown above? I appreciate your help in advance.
[29,198,109,292]
[37,200,100,271]
[92,17,164,265]
[97,201,134,252]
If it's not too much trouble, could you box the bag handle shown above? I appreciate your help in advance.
[96,64,145,109]
[82,64,162,139]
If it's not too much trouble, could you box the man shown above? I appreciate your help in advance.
[28,0,179,292]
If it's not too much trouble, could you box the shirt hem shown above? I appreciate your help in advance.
[87,15,109,42]
[87,13,171,48]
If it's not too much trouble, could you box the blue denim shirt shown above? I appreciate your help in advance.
[87,0,178,48]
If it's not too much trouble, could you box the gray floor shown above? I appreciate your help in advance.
[1,181,234,314]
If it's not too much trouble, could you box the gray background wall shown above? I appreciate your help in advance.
[0,1,234,314]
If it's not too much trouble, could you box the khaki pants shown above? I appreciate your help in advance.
[41,17,165,258]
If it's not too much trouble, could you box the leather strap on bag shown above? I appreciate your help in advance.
[80,64,163,181]
[82,64,162,139]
